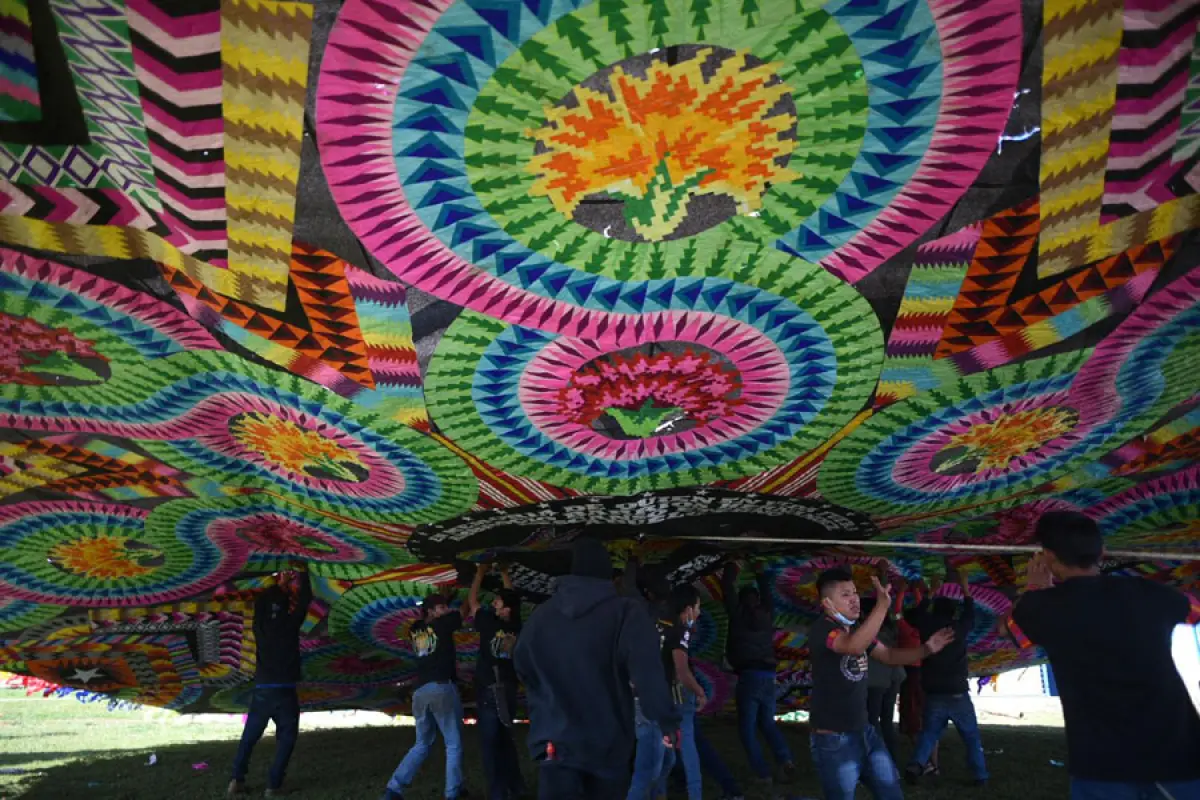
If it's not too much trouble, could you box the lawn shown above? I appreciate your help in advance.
[0,689,1072,799]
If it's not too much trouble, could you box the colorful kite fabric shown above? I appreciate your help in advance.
[0,0,1196,715]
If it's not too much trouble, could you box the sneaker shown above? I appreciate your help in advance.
[904,765,922,786]
[922,762,941,777]
[778,762,797,784]
[379,790,404,800]
[973,779,989,788]
[227,780,248,798]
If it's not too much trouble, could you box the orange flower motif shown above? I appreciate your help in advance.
[49,535,159,580]
[526,49,798,240]
[940,407,1077,473]
[232,412,365,482]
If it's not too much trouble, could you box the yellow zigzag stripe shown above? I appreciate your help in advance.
[1038,0,1200,276]
[0,216,287,308]
[222,0,312,284]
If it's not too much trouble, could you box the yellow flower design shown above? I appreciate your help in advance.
[526,49,798,240]
[232,412,365,482]
[939,407,1077,473]
[49,535,159,580]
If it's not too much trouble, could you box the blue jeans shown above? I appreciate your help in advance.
[627,700,675,800]
[736,669,792,778]
[909,693,988,781]
[1071,779,1200,800]
[231,686,300,790]
[478,684,524,800]
[387,682,464,798]
[811,727,903,800]
[677,693,702,800]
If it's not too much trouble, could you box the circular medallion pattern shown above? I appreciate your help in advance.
[0,502,246,607]
[0,351,478,524]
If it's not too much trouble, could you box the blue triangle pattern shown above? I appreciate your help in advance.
[441,27,498,65]
[875,96,934,125]
[857,2,916,39]
[851,171,898,196]
[861,151,917,176]
[419,182,471,208]
[495,250,530,275]
[422,53,478,88]
[434,204,480,229]
[472,238,511,261]
[864,30,931,69]
[593,283,621,310]
[408,161,464,184]
[838,193,879,216]
[819,210,856,234]
[471,0,522,41]
[517,262,550,285]
[874,65,937,98]
[539,269,571,296]
[451,222,491,247]
[566,275,599,304]
[402,79,468,111]
[395,106,459,134]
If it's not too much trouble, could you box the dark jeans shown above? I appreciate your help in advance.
[866,685,900,762]
[478,686,525,800]
[231,686,300,791]
[670,719,742,797]
[538,764,626,800]
[810,727,903,800]
[909,693,988,781]
[735,669,792,778]
[1071,780,1200,800]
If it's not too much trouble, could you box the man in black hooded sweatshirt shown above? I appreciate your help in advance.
[515,538,680,800]
[228,567,312,798]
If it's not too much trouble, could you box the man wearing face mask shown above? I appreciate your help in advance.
[660,583,707,800]
[809,567,954,800]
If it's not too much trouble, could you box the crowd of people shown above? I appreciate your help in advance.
[226,511,1200,800]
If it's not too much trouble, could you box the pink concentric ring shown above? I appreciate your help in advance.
[521,312,789,459]
[216,513,368,563]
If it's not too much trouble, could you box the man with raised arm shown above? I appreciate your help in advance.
[809,567,954,800]
[466,562,526,800]
[722,558,795,787]
[904,564,987,786]
[228,566,312,799]
[1007,511,1200,799]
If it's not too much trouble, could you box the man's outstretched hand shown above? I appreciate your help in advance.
[925,627,955,654]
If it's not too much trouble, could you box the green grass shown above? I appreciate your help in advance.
[0,689,1071,799]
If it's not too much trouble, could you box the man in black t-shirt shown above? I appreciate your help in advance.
[1007,511,1200,799]
[467,562,525,800]
[228,567,311,799]
[809,567,953,800]
[905,565,988,785]
[381,593,465,800]
[722,559,795,785]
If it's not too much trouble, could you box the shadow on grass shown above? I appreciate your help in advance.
[13,721,1071,800]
